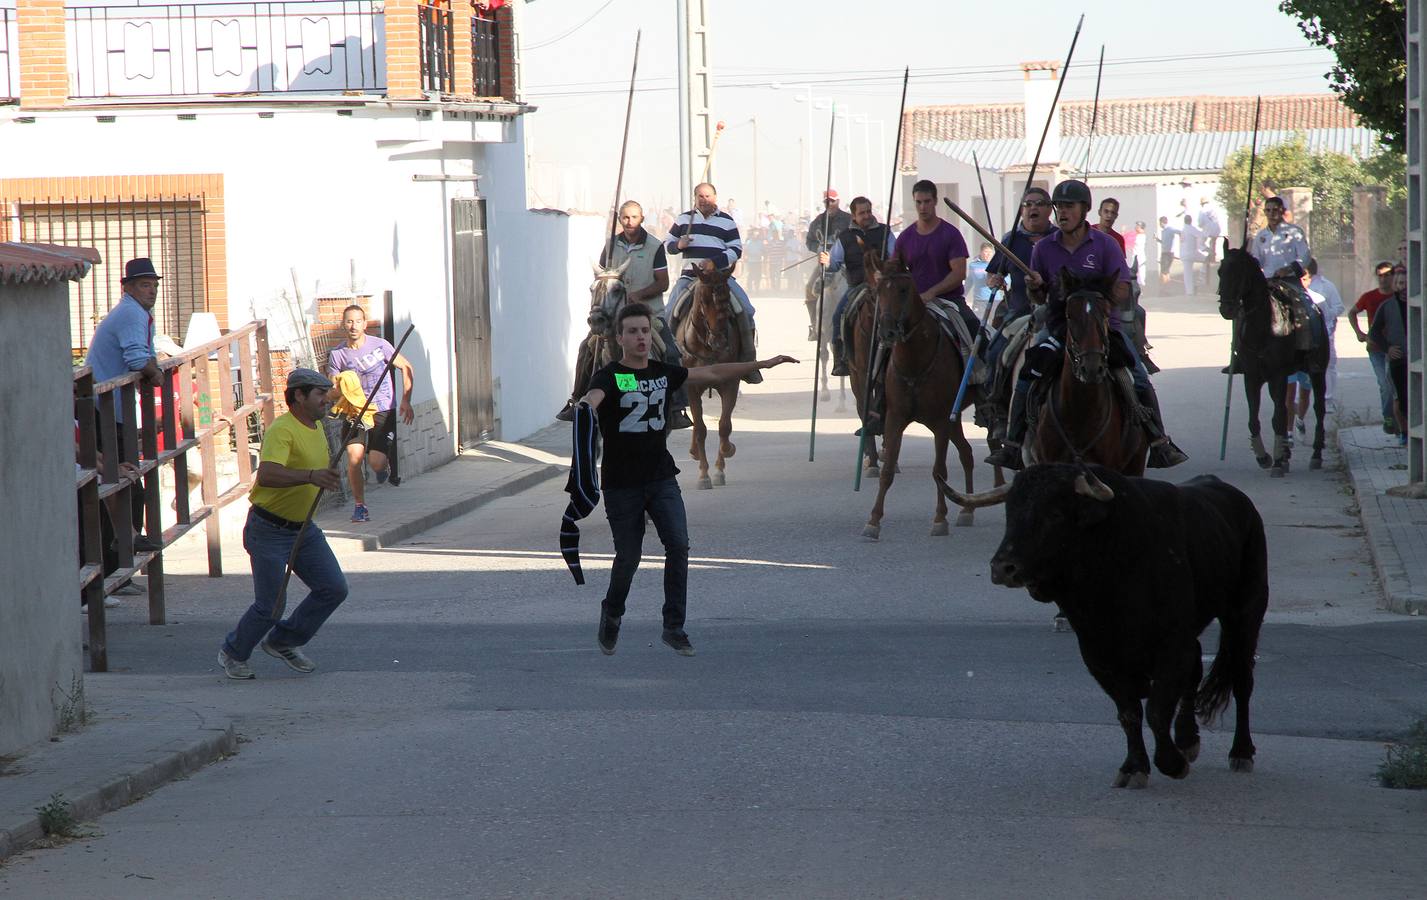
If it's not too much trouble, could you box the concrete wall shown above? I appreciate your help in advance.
[2,106,590,460]
[0,281,83,756]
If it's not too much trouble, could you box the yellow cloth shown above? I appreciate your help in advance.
[249,413,330,521]
[329,370,375,427]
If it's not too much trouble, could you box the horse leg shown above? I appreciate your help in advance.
[713,383,736,486]
[689,391,712,490]
[950,421,978,527]
[863,420,904,541]
[929,421,950,536]
[1268,375,1290,476]
[1244,376,1272,469]
[1310,371,1326,470]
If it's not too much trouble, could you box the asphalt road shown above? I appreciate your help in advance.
[4,289,1427,899]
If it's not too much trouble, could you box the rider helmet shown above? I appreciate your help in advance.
[1050,179,1092,207]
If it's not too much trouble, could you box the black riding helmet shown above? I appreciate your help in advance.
[1051,179,1092,206]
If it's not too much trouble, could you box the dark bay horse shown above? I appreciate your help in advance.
[676,267,742,489]
[861,255,979,540]
[846,245,886,478]
[1029,272,1148,475]
[1217,242,1329,474]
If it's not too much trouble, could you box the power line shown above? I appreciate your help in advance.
[525,0,619,50]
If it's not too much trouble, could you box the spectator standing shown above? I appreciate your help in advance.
[1091,198,1126,256]
[1367,267,1411,447]
[1306,258,1345,408]
[1197,197,1223,287]
[1179,214,1204,295]
[968,242,994,316]
[1156,216,1179,290]
[764,220,787,291]
[1350,261,1400,432]
[783,226,803,292]
[743,227,765,292]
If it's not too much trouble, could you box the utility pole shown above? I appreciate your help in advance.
[677,0,715,195]
[751,114,759,217]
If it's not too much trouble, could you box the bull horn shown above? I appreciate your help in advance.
[934,473,1011,509]
[1073,471,1115,502]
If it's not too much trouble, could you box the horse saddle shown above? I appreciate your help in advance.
[671,280,746,322]
[925,300,987,385]
[1266,278,1320,352]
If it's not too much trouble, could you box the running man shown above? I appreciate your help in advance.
[577,302,797,658]
[327,305,415,523]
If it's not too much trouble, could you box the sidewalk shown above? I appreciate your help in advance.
[0,676,235,861]
[0,423,572,864]
[1337,423,1427,614]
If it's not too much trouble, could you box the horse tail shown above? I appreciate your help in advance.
[1196,503,1268,725]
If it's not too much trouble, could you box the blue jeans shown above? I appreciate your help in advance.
[223,509,349,661]
[670,274,756,319]
[1368,349,1394,420]
[602,477,690,633]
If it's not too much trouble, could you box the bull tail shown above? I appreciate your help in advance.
[1197,506,1269,726]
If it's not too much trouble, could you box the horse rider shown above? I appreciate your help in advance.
[558,200,691,427]
[982,186,1057,388]
[805,189,854,338]
[984,179,1188,470]
[666,182,762,384]
[1251,194,1310,278]
[817,195,895,376]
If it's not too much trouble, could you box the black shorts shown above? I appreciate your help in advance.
[344,409,396,457]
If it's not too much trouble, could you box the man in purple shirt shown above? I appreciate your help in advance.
[327,305,416,523]
[986,180,1186,470]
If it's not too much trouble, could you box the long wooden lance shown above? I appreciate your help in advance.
[809,103,838,462]
[605,30,641,265]
[1005,14,1083,239]
[951,151,1002,420]
[944,198,1033,276]
[1080,45,1105,180]
[1220,95,1262,461]
[273,323,415,623]
[855,66,909,492]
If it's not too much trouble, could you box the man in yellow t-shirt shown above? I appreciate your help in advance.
[219,368,348,679]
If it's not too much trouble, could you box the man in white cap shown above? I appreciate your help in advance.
[218,368,348,680]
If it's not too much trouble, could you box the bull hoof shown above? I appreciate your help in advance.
[711,471,726,487]
[1113,770,1150,789]
[929,520,949,536]
[1255,454,1273,469]
[1309,457,1323,470]
[1229,756,1255,774]
[861,524,881,541]
[1269,466,1285,479]
[955,510,975,528]
[1180,740,1201,763]
[697,476,713,491]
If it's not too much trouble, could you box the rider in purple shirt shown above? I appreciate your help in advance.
[985,180,1187,470]
[893,179,977,334]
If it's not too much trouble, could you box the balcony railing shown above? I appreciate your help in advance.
[418,3,452,94]
[470,10,500,98]
[1,6,17,101]
[66,2,386,99]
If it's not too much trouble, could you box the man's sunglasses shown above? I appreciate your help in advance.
[1021,200,1050,208]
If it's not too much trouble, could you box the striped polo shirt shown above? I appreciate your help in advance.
[665,207,743,276]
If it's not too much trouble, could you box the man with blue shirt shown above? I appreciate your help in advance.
[1251,196,1310,277]
[85,258,165,555]
[985,181,1186,470]
[665,182,761,383]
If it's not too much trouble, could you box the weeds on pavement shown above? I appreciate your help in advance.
[35,793,78,838]
[1379,717,1427,789]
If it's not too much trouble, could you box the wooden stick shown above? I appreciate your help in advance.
[810,103,837,462]
[944,198,1033,276]
[1221,95,1263,461]
[605,30,641,265]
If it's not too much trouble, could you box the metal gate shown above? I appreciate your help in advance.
[452,197,495,446]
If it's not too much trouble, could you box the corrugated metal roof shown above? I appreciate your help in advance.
[0,243,101,285]
[918,128,1380,176]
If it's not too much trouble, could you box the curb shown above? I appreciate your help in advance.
[352,464,564,551]
[0,723,236,863]
[1335,427,1427,615]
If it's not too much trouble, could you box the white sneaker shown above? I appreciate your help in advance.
[218,649,255,680]
[261,638,317,674]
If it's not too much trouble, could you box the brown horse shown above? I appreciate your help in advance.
[862,256,979,540]
[846,262,884,477]
[1029,273,1148,475]
[676,267,742,489]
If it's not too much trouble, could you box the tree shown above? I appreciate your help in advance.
[1216,133,1404,254]
[1278,0,1407,151]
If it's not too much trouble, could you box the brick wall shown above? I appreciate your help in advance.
[495,2,517,102]
[270,348,294,414]
[17,0,68,110]
[385,0,423,101]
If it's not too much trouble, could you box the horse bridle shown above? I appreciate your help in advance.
[876,271,922,344]
[1064,290,1111,383]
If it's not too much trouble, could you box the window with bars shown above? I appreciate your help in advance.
[3,194,211,352]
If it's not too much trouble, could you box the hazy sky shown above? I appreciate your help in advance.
[519,0,1341,218]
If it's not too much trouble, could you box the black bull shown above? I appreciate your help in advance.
[938,464,1268,788]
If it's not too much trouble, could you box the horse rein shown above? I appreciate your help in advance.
[1048,290,1115,465]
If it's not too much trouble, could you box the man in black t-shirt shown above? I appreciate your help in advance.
[578,302,797,657]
